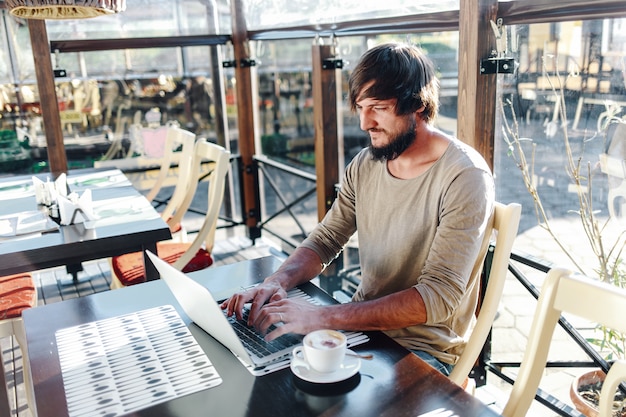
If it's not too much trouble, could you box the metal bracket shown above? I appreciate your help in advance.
[480,57,516,75]
[322,58,343,70]
[241,58,256,68]
[222,58,256,68]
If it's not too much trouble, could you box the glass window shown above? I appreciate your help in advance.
[494,18,626,263]
[243,0,459,31]
[44,0,231,40]
[253,33,460,167]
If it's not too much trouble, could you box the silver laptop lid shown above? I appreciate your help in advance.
[145,251,256,367]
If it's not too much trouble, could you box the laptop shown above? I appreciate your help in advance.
[146,251,304,370]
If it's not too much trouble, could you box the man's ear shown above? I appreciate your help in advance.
[414,106,426,121]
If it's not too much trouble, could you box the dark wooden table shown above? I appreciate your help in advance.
[23,255,502,417]
[0,168,171,280]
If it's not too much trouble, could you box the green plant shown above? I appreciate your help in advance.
[586,263,626,361]
[498,56,626,362]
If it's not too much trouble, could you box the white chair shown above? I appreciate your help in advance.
[449,202,522,392]
[600,359,626,417]
[0,273,38,416]
[599,121,626,222]
[501,268,626,417]
[110,138,230,288]
[97,124,197,237]
[141,126,197,235]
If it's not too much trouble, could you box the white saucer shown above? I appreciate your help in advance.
[290,349,361,383]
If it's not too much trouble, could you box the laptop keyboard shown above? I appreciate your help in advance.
[226,309,302,357]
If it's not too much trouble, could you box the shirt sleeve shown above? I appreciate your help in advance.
[299,152,362,265]
[415,166,495,325]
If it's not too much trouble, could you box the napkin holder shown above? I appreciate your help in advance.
[57,189,95,225]
[32,173,69,206]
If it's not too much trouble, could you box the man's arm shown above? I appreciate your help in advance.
[255,285,428,341]
[264,246,326,290]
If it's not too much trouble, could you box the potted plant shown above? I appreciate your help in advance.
[499,54,626,416]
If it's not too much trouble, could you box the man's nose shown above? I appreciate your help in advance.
[359,109,375,131]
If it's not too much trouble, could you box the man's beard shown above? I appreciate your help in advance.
[369,118,417,161]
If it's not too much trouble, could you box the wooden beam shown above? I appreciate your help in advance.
[457,0,498,171]
[28,19,67,176]
[230,0,261,240]
[311,44,343,222]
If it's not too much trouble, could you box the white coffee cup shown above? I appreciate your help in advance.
[292,329,347,373]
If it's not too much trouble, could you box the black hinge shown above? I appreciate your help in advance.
[322,58,343,69]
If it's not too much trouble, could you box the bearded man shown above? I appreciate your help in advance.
[223,42,495,375]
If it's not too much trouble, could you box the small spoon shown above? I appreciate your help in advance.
[346,352,373,360]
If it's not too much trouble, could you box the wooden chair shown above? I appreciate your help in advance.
[141,125,197,236]
[448,202,522,392]
[110,138,230,288]
[0,272,38,416]
[501,268,626,417]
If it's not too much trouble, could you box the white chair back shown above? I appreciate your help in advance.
[502,268,626,417]
[448,202,521,388]
[171,138,230,270]
[144,127,196,227]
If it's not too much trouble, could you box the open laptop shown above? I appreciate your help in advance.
[146,251,304,370]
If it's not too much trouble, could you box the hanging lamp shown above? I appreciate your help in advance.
[6,0,126,20]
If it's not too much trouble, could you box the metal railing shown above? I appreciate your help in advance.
[253,154,317,251]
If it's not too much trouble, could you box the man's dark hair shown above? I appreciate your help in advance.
[348,42,440,123]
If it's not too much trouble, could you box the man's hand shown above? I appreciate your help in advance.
[220,281,287,326]
[254,298,325,341]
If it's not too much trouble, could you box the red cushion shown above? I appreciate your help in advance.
[111,242,213,286]
[0,273,36,319]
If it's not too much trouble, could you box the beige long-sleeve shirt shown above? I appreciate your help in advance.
[300,138,495,364]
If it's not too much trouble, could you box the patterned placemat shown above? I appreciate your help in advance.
[55,305,222,417]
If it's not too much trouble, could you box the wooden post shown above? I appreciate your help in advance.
[311,42,344,289]
[457,0,499,386]
[457,0,499,171]
[230,0,261,240]
[312,43,343,222]
[28,19,67,176]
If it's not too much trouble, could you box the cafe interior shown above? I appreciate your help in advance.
[1,0,626,416]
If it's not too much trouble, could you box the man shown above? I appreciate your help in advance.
[222,42,494,375]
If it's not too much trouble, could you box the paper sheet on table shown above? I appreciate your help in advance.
[0,211,59,237]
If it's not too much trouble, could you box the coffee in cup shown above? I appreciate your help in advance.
[292,329,347,373]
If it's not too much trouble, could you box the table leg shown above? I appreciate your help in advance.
[143,242,160,281]
[66,263,84,282]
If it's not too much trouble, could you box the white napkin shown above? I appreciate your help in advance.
[58,189,96,225]
[32,176,55,205]
[55,173,68,198]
